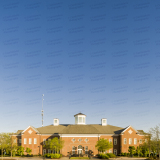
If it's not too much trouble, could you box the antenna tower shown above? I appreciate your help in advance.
[42,94,44,127]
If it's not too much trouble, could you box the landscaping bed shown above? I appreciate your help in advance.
[70,157,90,159]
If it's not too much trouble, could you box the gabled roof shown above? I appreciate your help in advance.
[22,126,39,134]
[121,125,138,134]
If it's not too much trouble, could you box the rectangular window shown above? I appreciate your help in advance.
[114,138,117,145]
[34,138,37,144]
[79,117,82,123]
[43,139,46,145]
[13,139,16,143]
[114,149,117,155]
[124,138,127,144]
[83,117,85,123]
[72,146,75,155]
[109,139,112,143]
[134,138,137,144]
[139,139,142,144]
[145,139,147,143]
[24,138,27,144]
[129,138,132,144]
[109,149,112,153]
[29,138,32,144]
[85,146,88,154]
[43,149,46,155]
[75,117,78,124]
[19,139,21,144]
[48,149,51,154]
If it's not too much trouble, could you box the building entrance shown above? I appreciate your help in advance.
[78,145,83,155]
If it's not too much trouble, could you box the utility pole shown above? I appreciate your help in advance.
[42,94,44,127]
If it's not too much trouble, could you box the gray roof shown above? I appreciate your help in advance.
[15,124,125,135]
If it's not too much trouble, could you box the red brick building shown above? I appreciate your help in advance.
[12,113,146,156]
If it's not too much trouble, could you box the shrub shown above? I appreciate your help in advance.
[51,154,62,159]
[121,152,124,156]
[124,152,128,156]
[44,153,62,159]
[106,153,116,158]
[98,153,109,159]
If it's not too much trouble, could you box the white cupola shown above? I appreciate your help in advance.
[53,118,59,126]
[101,118,107,126]
[74,113,86,125]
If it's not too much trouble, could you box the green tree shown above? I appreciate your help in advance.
[128,146,136,157]
[136,146,142,157]
[95,138,113,153]
[0,133,11,159]
[8,135,18,157]
[44,137,64,154]
[149,125,160,159]
[141,145,149,157]
[25,147,32,155]
[17,146,25,156]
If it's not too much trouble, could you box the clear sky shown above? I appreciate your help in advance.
[0,0,160,133]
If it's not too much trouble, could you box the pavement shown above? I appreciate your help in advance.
[0,157,148,160]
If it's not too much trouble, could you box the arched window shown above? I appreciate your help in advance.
[78,145,82,149]
[78,145,83,155]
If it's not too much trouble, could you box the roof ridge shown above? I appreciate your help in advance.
[90,125,101,134]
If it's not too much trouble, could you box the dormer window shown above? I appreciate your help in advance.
[74,113,86,125]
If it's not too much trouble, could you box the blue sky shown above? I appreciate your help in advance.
[0,0,160,133]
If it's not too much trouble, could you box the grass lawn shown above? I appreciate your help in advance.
[70,157,89,159]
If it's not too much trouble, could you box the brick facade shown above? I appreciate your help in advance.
[13,125,146,156]
[12,114,146,156]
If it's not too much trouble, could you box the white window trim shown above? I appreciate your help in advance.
[109,149,112,153]
[114,138,117,145]
[13,139,16,143]
[48,149,51,154]
[139,139,142,144]
[43,149,46,155]
[109,139,112,143]
[114,149,117,155]
[24,138,27,144]
[134,138,137,144]
[85,138,88,142]
[85,146,88,154]
[34,138,37,144]
[124,138,127,144]
[29,138,32,144]
[75,115,86,125]
[129,138,132,144]
[72,146,75,155]
[43,139,46,145]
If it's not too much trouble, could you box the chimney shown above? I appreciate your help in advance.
[53,118,59,126]
[101,118,107,126]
